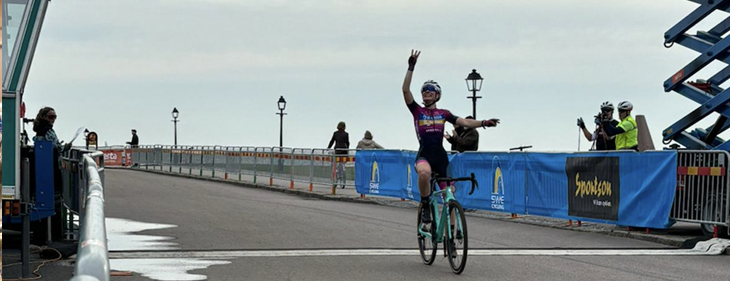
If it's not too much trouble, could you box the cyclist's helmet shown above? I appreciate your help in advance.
[600,101,614,111]
[618,101,633,111]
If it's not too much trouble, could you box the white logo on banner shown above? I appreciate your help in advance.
[369,160,380,194]
[406,164,414,199]
[492,156,505,210]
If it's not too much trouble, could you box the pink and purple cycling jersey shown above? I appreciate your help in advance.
[408,101,459,147]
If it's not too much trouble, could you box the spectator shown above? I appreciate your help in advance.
[327,121,350,189]
[444,116,479,152]
[127,129,139,148]
[32,107,72,154]
[356,130,384,149]
[577,101,618,151]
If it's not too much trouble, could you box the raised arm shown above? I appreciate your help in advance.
[402,49,420,105]
[456,117,500,129]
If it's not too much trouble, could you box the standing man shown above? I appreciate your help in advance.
[127,129,139,148]
[577,101,618,151]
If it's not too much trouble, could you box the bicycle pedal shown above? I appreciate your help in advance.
[420,223,431,233]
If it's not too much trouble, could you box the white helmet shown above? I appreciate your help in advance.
[600,101,614,111]
[618,101,633,111]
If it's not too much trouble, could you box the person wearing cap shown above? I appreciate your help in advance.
[601,101,638,151]
[127,129,139,148]
[577,101,619,151]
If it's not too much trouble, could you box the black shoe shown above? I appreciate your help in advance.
[456,229,463,240]
[420,206,432,224]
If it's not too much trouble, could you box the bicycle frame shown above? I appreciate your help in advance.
[417,173,476,243]
[418,186,458,244]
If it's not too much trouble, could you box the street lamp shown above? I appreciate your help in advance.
[172,107,180,147]
[276,96,287,148]
[465,69,484,119]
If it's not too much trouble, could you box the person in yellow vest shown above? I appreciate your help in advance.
[601,101,638,151]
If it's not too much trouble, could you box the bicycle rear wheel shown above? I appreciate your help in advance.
[417,203,437,265]
[446,200,468,274]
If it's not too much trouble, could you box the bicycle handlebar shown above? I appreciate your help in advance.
[432,173,479,195]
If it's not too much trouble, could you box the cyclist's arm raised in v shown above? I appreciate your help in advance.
[402,49,421,106]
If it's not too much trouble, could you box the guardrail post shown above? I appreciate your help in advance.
[212,146,217,178]
[253,147,258,184]
[331,153,337,195]
[309,149,314,192]
[290,149,295,189]
[199,147,204,176]
[238,147,244,181]
[270,147,275,186]
[169,148,173,172]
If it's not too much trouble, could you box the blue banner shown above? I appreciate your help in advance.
[355,150,678,229]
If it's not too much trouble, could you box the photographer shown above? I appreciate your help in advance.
[601,101,638,151]
[577,102,618,151]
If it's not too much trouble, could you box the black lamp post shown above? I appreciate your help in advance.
[465,69,484,119]
[172,107,179,147]
[276,96,287,148]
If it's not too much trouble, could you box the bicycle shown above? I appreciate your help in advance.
[417,173,478,274]
[333,153,347,189]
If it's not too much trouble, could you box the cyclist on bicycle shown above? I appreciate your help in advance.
[403,50,499,224]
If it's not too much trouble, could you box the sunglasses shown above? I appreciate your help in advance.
[421,84,439,93]
[618,109,627,114]
[47,115,57,120]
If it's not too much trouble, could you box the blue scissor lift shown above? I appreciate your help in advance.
[663,0,730,149]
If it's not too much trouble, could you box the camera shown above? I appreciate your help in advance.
[594,111,611,125]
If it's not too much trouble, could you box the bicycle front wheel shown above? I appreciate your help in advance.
[446,200,468,274]
[417,203,437,265]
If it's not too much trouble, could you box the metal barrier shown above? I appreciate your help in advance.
[70,151,109,281]
[129,145,361,190]
[671,150,730,236]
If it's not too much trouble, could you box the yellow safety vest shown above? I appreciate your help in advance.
[616,115,638,150]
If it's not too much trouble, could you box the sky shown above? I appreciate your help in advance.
[8,0,730,152]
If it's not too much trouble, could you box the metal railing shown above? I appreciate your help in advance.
[131,145,359,189]
[671,150,730,235]
[70,151,109,281]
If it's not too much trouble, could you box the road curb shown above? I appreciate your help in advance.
[115,167,724,252]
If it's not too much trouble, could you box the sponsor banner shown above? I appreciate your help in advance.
[356,150,677,229]
[103,149,132,167]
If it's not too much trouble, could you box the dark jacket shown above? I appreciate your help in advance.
[446,127,479,152]
[328,130,349,155]
[127,134,139,147]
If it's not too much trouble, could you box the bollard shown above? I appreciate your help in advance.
[331,185,336,195]
[309,183,313,192]
[577,221,582,227]
[225,173,228,180]
[567,220,573,226]
[270,178,273,186]
[511,213,519,219]
[714,226,719,238]
[360,194,365,198]
[290,181,294,189]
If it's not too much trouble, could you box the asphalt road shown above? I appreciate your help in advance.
[3,169,729,281]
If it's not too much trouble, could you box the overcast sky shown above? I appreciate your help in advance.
[12,0,730,151]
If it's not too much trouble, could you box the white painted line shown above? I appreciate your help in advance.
[109,238,730,259]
